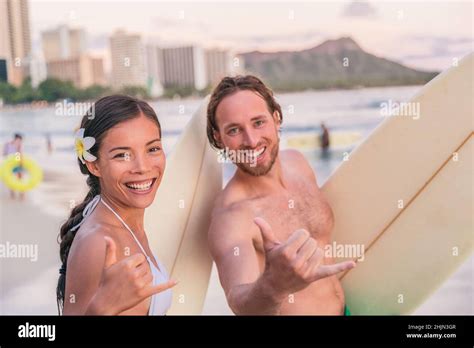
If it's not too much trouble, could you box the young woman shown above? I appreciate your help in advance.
[56,95,176,315]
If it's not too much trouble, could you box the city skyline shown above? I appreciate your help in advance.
[27,0,474,72]
[0,0,237,96]
[1,0,473,99]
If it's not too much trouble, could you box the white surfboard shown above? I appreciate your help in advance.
[145,96,222,315]
[322,53,473,314]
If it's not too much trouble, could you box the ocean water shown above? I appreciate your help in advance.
[0,85,422,184]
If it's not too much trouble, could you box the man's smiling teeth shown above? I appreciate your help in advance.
[125,180,153,190]
[253,147,266,158]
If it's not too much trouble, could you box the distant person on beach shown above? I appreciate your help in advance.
[320,122,330,151]
[206,76,355,315]
[57,95,176,315]
[45,132,53,154]
[2,133,24,200]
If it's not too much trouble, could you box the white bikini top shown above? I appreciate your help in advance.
[70,195,172,315]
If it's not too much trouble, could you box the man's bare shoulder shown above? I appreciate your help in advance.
[280,149,317,182]
[211,194,256,234]
[212,175,255,218]
[209,180,259,249]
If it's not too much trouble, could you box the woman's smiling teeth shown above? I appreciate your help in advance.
[125,178,155,191]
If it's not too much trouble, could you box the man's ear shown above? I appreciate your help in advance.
[85,160,101,178]
[213,129,223,148]
[273,111,281,129]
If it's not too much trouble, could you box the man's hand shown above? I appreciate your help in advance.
[254,217,355,298]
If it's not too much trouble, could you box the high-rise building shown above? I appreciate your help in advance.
[41,25,105,88]
[28,52,47,88]
[46,55,105,88]
[161,46,207,90]
[41,25,86,62]
[0,59,7,82]
[110,30,147,89]
[145,45,164,97]
[90,57,106,86]
[0,0,12,82]
[0,0,32,86]
[156,46,235,91]
[205,49,235,86]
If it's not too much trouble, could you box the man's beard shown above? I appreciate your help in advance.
[236,141,279,177]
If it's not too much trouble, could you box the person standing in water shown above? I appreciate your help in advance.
[45,132,53,154]
[320,122,330,151]
[2,133,25,200]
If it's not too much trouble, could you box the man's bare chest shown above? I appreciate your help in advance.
[251,181,334,242]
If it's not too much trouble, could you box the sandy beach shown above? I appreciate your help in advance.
[0,161,471,315]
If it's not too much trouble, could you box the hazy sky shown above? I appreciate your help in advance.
[29,0,473,71]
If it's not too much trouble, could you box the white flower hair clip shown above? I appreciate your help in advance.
[74,128,97,164]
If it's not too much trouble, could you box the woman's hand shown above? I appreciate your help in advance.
[85,236,177,315]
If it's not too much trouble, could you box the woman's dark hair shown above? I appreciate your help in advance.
[206,75,283,150]
[56,95,161,314]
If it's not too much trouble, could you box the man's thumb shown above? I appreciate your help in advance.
[103,236,117,269]
[254,217,280,252]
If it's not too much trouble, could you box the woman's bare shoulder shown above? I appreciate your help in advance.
[71,222,114,253]
[63,223,118,314]
[66,221,122,277]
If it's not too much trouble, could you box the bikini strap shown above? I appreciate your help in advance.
[69,195,101,232]
[100,197,151,261]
